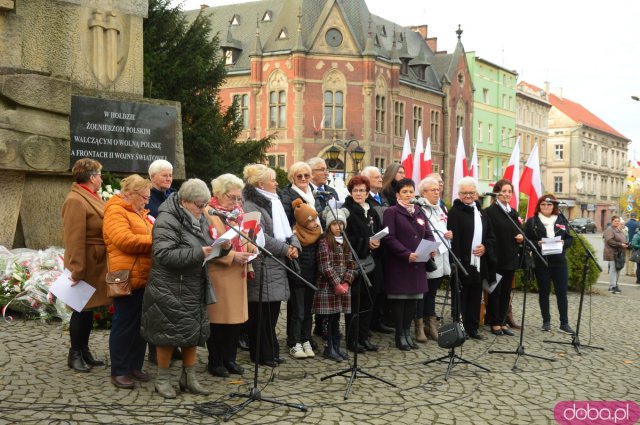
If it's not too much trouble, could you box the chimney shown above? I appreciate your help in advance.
[543,81,550,95]
[426,37,437,52]
[200,4,209,9]
[411,25,429,40]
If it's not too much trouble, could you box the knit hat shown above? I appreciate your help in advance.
[322,206,349,229]
[292,198,321,246]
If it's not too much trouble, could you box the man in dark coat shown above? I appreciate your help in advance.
[307,157,339,226]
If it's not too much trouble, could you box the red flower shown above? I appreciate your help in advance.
[94,313,102,321]
[108,304,115,315]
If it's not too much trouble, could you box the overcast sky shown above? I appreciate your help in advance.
[174,0,640,160]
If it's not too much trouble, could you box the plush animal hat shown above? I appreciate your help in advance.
[292,198,321,246]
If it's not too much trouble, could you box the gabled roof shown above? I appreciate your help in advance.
[548,93,627,140]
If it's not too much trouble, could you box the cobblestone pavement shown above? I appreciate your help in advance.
[1,233,639,424]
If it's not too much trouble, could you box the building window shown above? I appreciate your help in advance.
[374,157,385,169]
[278,28,288,39]
[554,176,563,193]
[375,95,386,133]
[430,110,439,145]
[269,90,286,128]
[488,124,493,144]
[224,49,235,65]
[554,144,564,160]
[507,128,512,146]
[267,154,285,169]
[456,116,464,141]
[413,106,423,139]
[482,88,489,103]
[500,127,505,146]
[601,148,608,166]
[477,122,483,142]
[433,164,440,173]
[502,94,506,109]
[323,90,344,129]
[394,101,404,137]
[233,94,249,129]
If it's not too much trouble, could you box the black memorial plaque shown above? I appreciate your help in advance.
[70,95,177,173]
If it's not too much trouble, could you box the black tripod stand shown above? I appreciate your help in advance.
[420,203,489,381]
[319,201,396,399]
[543,210,604,355]
[212,212,317,422]
[487,203,556,370]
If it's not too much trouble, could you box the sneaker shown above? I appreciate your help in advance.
[289,343,307,359]
[541,322,551,332]
[559,324,575,335]
[302,341,315,358]
[608,286,615,293]
[613,287,622,294]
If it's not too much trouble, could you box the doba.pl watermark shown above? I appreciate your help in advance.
[554,401,640,425]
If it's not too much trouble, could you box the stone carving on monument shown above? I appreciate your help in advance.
[0,0,184,250]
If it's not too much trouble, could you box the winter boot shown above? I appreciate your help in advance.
[426,316,439,340]
[155,368,176,399]
[414,319,428,343]
[179,365,210,395]
[68,349,90,372]
[333,334,349,360]
[322,337,343,362]
[404,328,419,349]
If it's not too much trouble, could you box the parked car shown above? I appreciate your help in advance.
[570,218,597,233]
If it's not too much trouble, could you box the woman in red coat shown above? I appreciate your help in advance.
[382,178,434,351]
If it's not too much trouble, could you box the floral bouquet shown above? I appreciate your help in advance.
[0,247,71,323]
[97,184,118,202]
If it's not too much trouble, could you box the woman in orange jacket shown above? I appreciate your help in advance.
[103,174,153,389]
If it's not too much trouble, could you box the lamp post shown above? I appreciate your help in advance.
[326,139,366,178]
[631,96,639,101]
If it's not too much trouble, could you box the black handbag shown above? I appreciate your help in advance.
[437,322,466,349]
[631,249,640,263]
[614,250,625,271]
[359,255,376,274]
[425,258,437,272]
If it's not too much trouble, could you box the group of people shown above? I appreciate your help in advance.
[61,156,579,399]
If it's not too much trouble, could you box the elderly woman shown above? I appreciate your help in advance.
[484,179,523,336]
[103,174,153,389]
[604,216,628,294]
[280,161,322,359]
[62,158,110,372]
[242,164,301,367]
[342,175,383,353]
[447,177,496,340]
[524,194,575,334]
[382,178,435,351]
[415,176,453,342]
[147,159,175,218]
[141,179,229,399]
[381,163,406,206]
[204,174,254,377]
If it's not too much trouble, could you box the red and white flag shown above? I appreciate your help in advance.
[401,129,413,180]
[451,129,468,202]
[412,126,425,183]
[424,137,433,176]
[503,137,521,210]
[469,144,478,179]
[520,142,541,219]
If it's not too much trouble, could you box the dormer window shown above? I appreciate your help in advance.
[401,59,409,75]
[231,14,240,26]
[381,25,387,37]
[262,10,272,22]
[373,34,380,47]
[224,49,236,65]
[278,27,288,39]
[416,67,425,80]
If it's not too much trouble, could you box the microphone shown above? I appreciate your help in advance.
[313,189,334,198]
[482,192,498,197]
[208,208,238,221]
[409,197,428,206]
[542,197,561,204]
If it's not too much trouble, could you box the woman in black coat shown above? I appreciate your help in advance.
[447,177,496,340]
[342,175,383,353]
[483,179,523,336]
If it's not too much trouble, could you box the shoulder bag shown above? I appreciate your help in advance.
[437,321,466,349]
[630,249,640,263]
[614,249,626,271]
[106,256,138,298]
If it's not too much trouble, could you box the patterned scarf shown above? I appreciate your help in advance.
[209,196,245,252]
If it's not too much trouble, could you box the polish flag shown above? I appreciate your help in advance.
[412,126,425,183]
[401,129,413,180]
[469,144,478,179]
[424,137,433,176]
[520,142,541,219]
[451,129,468,202]
[502,137,521,210]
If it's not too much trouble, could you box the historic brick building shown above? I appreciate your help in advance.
[188,0,473,195]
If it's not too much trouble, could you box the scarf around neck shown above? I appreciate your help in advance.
[397,198,415,214]
[256,187,292,242]
[538,213,558,238]
[470,202,482,272]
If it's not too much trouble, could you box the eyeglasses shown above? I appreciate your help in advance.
[351,188,368,193]
[90,173,102,177]
[424,188,440,193]
[136,193,150,201]
[194,201,207,209]
[540,202,554,207]
[312,168,327,172]
[460,192,476,196]
[296,174,311,180]
[224,193,243,203]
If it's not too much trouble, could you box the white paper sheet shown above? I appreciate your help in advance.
[415,239,441,262]
[204,227,239,264]
[541,236,563,255]
[370,227,389,241]
[49,269,96,312]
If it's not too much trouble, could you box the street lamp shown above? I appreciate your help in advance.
[325,139,366,177]
[632,96,640,101]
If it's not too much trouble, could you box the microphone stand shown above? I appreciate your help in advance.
[419,199,490,381]
[543,207,604,354]
[486,200,557,370]
[318,194,396,400]
[212,214,316,422]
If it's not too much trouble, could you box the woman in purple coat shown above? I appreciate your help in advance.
[382,178,435,351]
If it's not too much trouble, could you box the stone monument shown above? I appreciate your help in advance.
[0,0,184,249]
